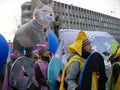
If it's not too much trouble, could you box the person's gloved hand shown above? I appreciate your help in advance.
[75,86,80,90]
[46,80,51,86]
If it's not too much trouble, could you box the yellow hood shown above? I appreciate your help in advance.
[68,31,87,56]
[107,40,119,61]
[114,48,120,59]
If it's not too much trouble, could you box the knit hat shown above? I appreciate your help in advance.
[82,38,91,47]
[32,44,49,54]
[10,51,19,59]
[68,31,89,56]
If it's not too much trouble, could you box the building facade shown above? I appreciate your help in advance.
[21,0,120,42]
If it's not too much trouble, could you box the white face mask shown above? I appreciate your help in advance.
[36,5,55,23]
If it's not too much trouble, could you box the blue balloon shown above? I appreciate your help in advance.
[48,30,59,54]
[0,34,9,66]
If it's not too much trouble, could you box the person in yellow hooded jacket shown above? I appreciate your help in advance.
[108,40,120,90]
[59,31,107,90]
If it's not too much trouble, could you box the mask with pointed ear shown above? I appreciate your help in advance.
[48,2,55,9]
[36,0,54,9]
[36,0,44,9]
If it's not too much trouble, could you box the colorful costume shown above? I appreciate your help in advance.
[59,31,107,90]
[108,40,120,90]
[33,44,51,90]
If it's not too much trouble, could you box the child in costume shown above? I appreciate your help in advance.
[33,44,51,90]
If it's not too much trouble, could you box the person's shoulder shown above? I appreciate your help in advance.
[68,55,81,64]
[92,52,103,57]
[113,61,120,67]
[92,52,101,55]
[113,62,120,71]
[90,52,104,61]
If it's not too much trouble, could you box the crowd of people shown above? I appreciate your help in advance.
[1,31,120,90]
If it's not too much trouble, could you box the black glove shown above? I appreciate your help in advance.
[75,86,81,90]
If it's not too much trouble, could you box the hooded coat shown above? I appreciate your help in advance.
[108,40,120,90]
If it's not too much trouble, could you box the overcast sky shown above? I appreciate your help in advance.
[0,0,120,41]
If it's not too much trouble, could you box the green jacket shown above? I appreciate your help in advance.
[108,61,120,90]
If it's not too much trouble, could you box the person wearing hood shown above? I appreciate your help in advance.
[2,51,19,90]
[32,44,51,90]
[107,40,120,90]
[59,31,107,90]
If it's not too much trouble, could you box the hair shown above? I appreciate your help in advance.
[39,47,49,56]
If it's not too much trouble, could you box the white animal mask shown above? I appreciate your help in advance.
[34,0,55,25]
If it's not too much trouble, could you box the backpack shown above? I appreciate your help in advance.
[9,56,34,90]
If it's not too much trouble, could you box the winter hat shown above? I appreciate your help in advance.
[82,38,91,47]
[68,31,89,56]
[32,44,49,54]
[10,51,19,59]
